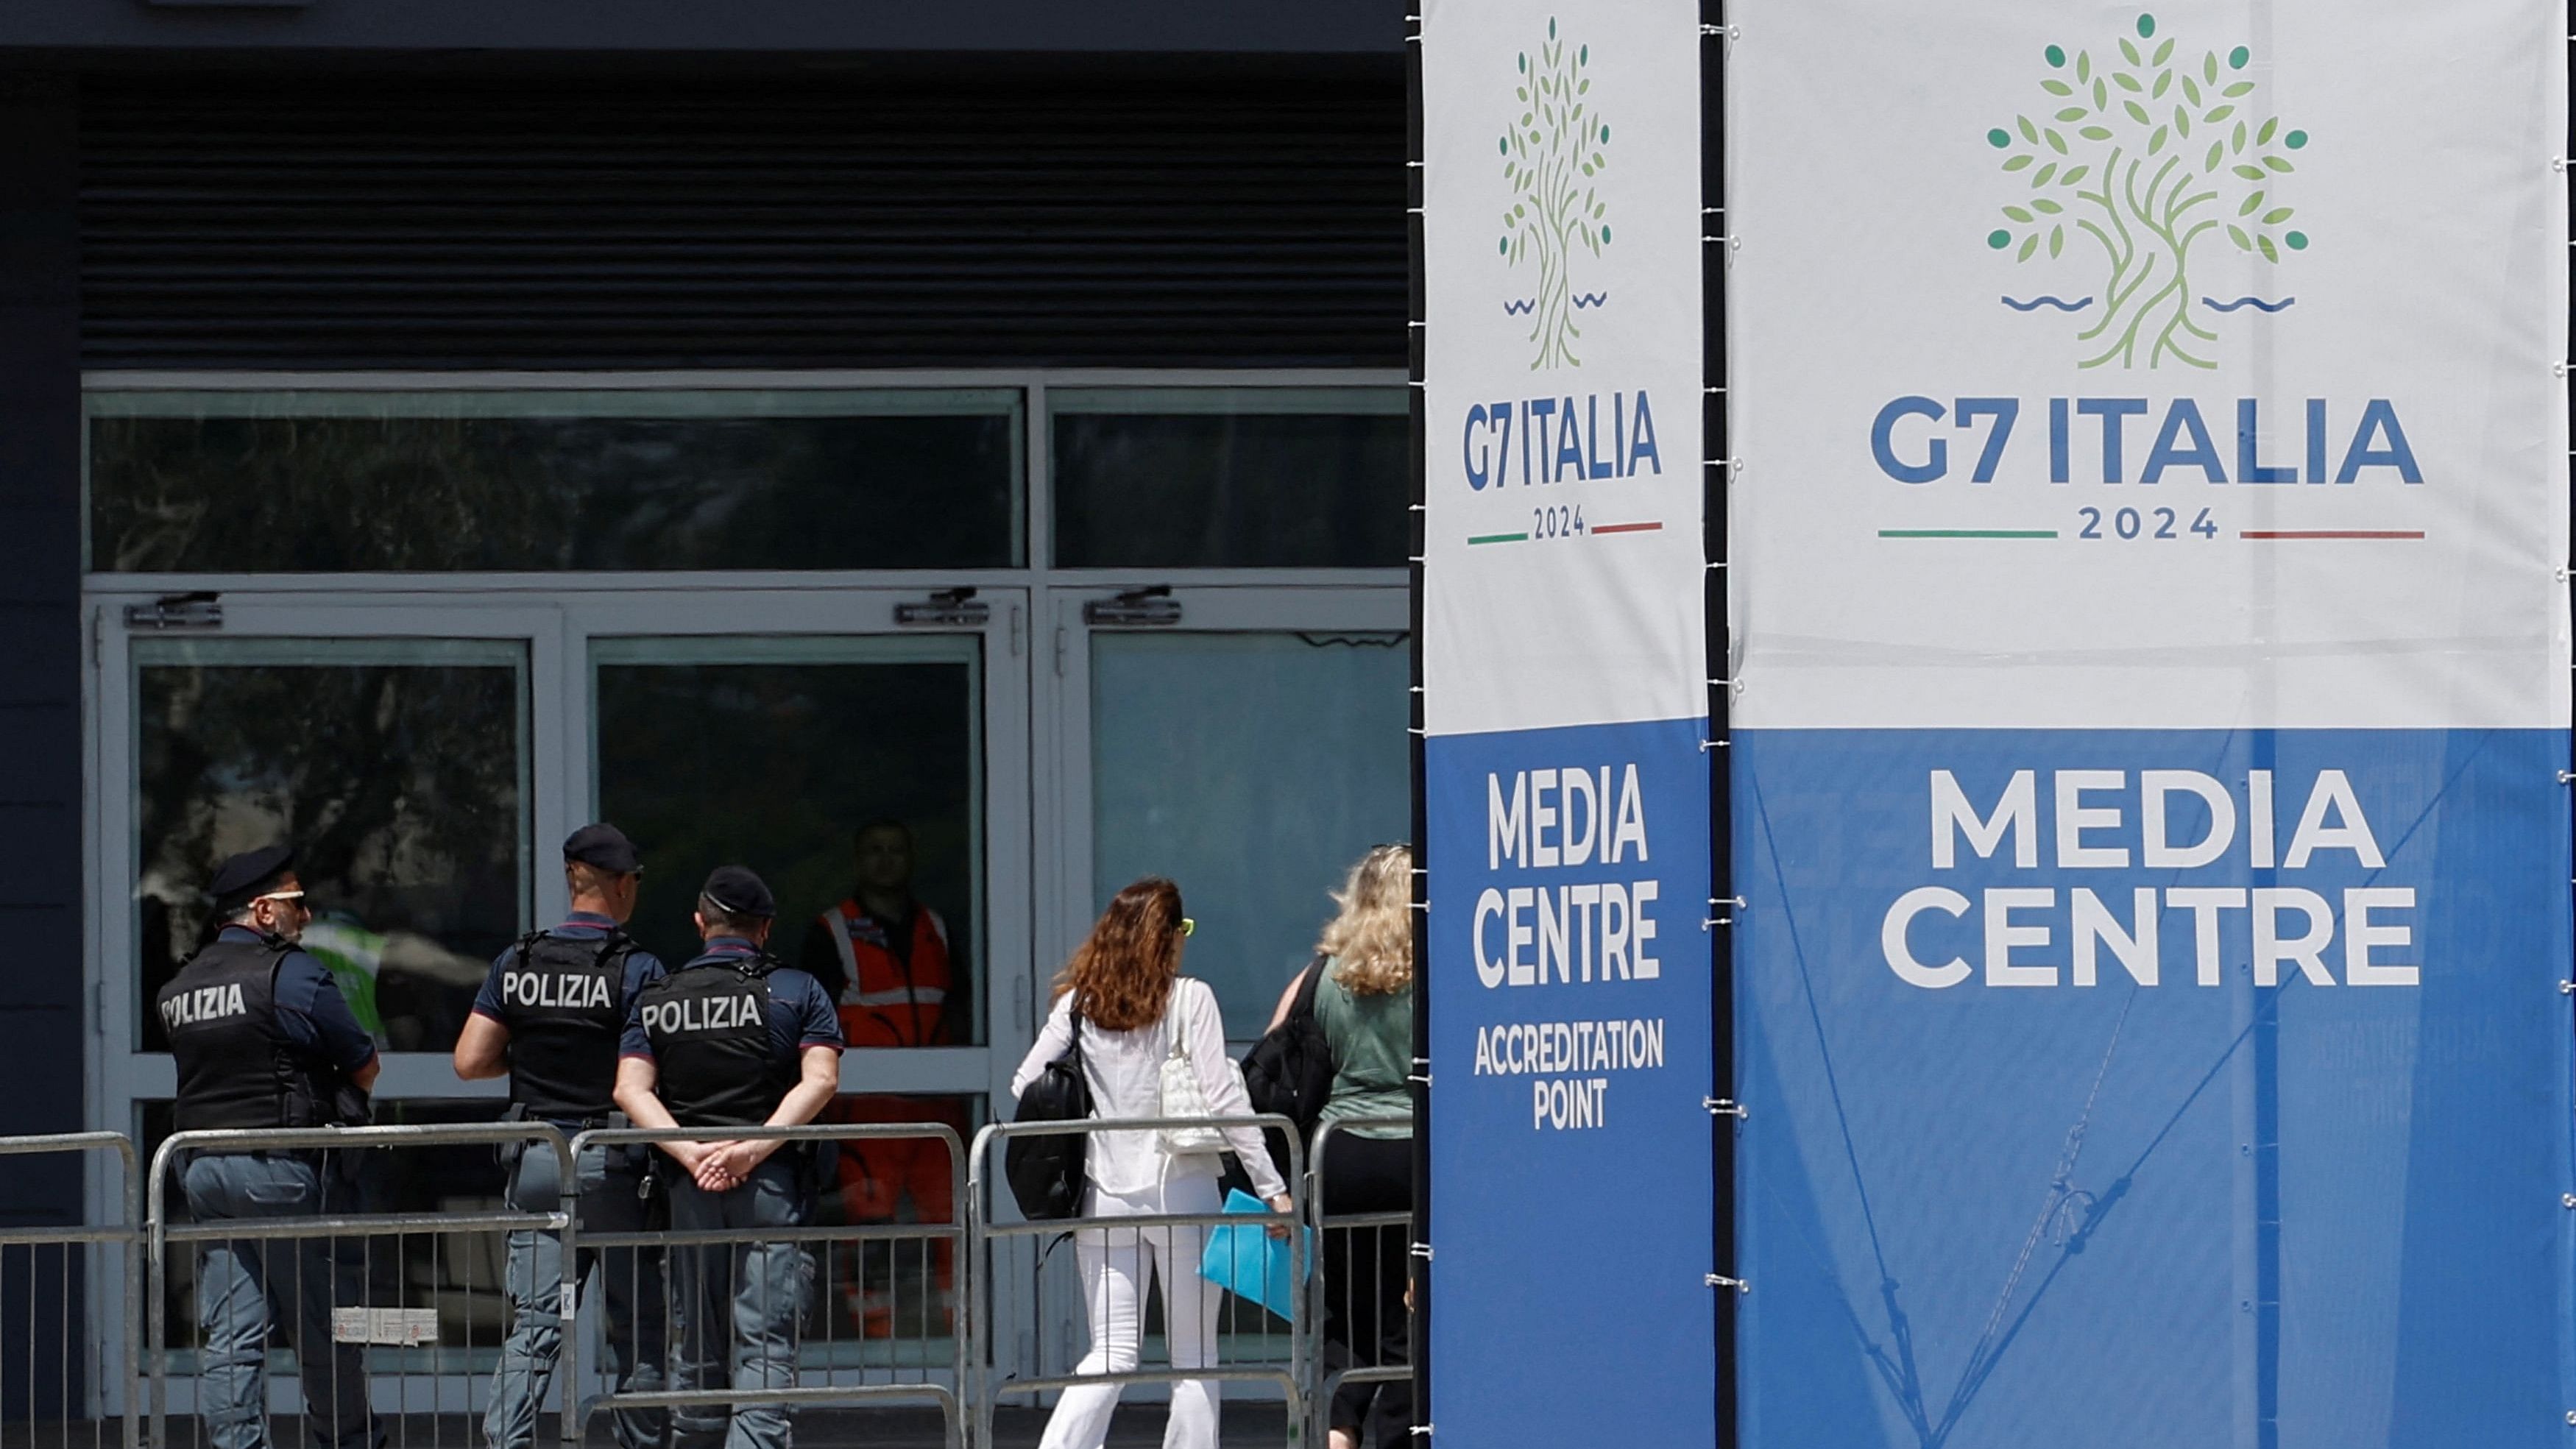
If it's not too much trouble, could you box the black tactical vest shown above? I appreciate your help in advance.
[493,929,632,1122]
[158,937,345,1133]
[637,954,793,1128]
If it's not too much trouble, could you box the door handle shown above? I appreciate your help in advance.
[1081,587,1181,627]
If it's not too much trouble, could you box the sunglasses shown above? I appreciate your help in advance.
[252,890,310,910]
[1178,918,1196,937]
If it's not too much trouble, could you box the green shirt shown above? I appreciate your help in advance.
[1314,959,1414,1138]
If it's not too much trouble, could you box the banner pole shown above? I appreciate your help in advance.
[1406,5,1433,1442]
[1702,4,1739,1448]
[2563,18,2575,1442]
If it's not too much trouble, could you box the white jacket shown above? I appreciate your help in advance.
[1010,977,1287,1201]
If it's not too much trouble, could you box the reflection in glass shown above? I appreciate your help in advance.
[1091,631,1412,1038]
[1052,388,1409,568]
[91,389,1022,573]
[592,637,985,1046]
[141,1098,513,1357]
[812,1093,981,1350]
[134,639,529,1053]
[142,1091,983,1368]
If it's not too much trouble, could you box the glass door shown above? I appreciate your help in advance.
[91,584,1033,1394]
[1023,584,1410,1378]
[97,586,1033,1111]
[89,591,570,1407]
[566,589,1030,1358]
[1045,587,1412,1043]
[565,589,1029,1094]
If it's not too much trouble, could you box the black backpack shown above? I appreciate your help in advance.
[1005,1003,1094,1220]
[1241,956,1337,1183]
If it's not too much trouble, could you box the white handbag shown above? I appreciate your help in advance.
[1158,980,1229,1157]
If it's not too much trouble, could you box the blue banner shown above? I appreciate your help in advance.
[1735,728,2572,1448]
[1426,716,1716,1445]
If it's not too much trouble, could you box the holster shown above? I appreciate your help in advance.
[331,1080,373,1129]
[497,1101,531,1168]
[618,1113,668,1206]
[277,1054,369,1132]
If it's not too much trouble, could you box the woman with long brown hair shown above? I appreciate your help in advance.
[1008,876,1292,1449]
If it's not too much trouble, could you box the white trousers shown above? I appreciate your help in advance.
[1038,1175,1226,1449]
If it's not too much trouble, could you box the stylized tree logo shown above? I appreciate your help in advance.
[1498,15,1613,371]
[1986,12,2311,369]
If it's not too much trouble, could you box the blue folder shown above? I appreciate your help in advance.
[1198,1187,1308,1321]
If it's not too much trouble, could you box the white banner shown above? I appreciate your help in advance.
[1423,0,1707,737]
[1725,6,2574,1444]
[1729,0,2569,731]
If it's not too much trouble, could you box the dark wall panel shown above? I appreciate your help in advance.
[0,71,86,1422]
[80,65,1409,370]
[0,74,83,1158]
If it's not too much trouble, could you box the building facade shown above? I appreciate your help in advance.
[0,0,1407,1411]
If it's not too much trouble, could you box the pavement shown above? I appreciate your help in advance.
[3,1407,1297,1449]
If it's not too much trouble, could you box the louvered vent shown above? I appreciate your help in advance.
[80,65,1406,370]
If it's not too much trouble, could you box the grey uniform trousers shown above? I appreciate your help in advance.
[180,1152,381,1449]
[485,1140,670,1449]
[668,1155,813,1449]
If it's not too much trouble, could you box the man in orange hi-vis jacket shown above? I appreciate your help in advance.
[797,819,965,1337]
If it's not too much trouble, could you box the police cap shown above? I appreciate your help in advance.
[209,845,297,914]
[563,823,642,875]
[700,865,776,920]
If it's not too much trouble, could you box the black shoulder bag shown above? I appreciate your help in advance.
[1239,955,1336,1183]
[1005,1002,1094,1220]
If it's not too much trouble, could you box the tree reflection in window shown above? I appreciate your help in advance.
[135,643,528,1053]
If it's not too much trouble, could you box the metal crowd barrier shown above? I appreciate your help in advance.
[1305,1118,1415,1449]
[566,1123,969,1449]
[10,1110,1384,1449]
[966,1115,1306,1449]
[145,1122,578,1449]
[0,1133,141,1449]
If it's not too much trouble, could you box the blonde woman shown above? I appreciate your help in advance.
[1008,877,1291,1449]
[1309,844,1416,1449]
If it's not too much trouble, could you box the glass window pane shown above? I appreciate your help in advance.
[1089,631,1412,1038]
[1052,388,1408,567]
[134,638,531,1054]
[593,637,986,1047]
[90,389,1023,573]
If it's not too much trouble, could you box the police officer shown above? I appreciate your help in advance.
[615,868,843,1449]
[452,824,669,1449]
[157,846,381,1449]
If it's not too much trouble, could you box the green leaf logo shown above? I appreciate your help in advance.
[1498,15,1612,370]
[1985,12,2312,368]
